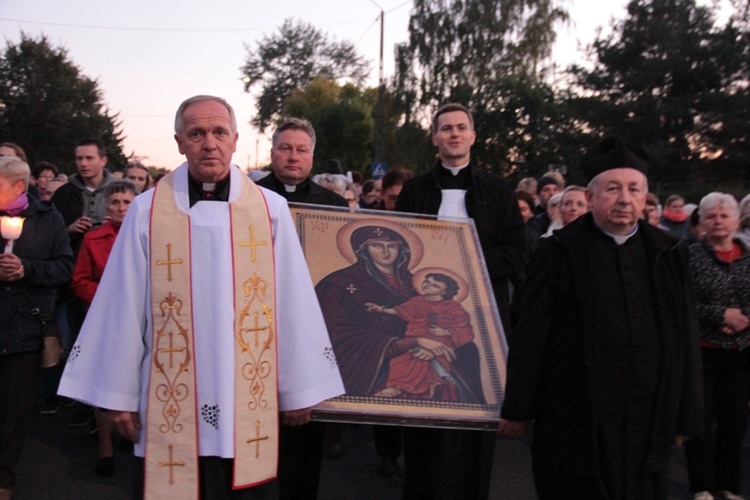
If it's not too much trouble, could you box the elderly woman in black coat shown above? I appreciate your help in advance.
[0,156,73,499]
[685,192,750,500]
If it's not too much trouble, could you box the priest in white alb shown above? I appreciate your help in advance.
[59,95,345,500]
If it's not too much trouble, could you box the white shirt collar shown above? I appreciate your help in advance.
[441,162,470,176]
[601,223,639,245]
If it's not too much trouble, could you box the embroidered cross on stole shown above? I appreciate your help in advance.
[145,171,278,499]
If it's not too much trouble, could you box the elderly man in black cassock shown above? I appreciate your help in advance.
[499,137,704,499]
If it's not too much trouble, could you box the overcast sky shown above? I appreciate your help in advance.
[1,0,725,170]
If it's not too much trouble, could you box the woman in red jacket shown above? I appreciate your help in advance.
[71,180,135,477]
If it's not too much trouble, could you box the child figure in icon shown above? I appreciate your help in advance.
[366,272,479,402]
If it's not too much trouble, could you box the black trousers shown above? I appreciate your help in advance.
[532,459,667,500]
[277,421,325,500]
[374,425,402,460]
[0,352,39,490]
[403,427,495,500]
[685,348,750,494]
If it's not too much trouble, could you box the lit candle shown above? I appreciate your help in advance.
[1,216,25,253]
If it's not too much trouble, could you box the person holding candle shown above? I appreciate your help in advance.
[0,156,74,500]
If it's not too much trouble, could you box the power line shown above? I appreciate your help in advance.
[387,0,412,15]
[0,16,375,34]
[353,17,380,47]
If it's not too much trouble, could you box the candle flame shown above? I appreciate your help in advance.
[0,216,25,240]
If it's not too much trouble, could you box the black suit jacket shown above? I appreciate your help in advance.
[255,173,348,208]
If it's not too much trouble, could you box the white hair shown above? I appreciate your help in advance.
[698,192,739,219]
[0,156,31,188]
[312,173,348,196]
[174,95,236,134]
[547,192,564,208]
[739,193,750,230]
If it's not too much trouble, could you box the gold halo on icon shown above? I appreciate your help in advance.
[412,267,470,303]
[336,218,424,269]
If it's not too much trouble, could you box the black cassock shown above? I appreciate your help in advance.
[502,214,704,500]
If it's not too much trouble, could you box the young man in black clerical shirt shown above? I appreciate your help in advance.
[255,117,346,500]
[396,103,526,330]
[395,103,527,500]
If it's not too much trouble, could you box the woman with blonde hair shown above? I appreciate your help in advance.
[559,186,589,227]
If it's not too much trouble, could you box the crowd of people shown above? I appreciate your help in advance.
[0,97,748,500]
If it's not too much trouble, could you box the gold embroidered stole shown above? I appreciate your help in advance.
[145,171,278,499]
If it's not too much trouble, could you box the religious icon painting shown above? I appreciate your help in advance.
[289,204,507,430]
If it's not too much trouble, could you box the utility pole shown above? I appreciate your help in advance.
[370,1,386,164]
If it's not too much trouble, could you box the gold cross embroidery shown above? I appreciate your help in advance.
[246,420,269,458]
[157,243,184,282]
[239,226,267,263]
[158,444,185,485]
[243,311,269,348]
[158,331,186,369]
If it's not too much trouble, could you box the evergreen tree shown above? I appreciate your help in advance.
[568,0,750,192]
[0,33,127,172]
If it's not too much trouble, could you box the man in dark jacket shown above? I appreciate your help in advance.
[255,117,348,208]
[396,103,527,329]
[255,117,345,500]
[47,138,115,419]
[528,174,561,234]
[499,137,704,500]
[51,138,115,256]
[395,103,527,499]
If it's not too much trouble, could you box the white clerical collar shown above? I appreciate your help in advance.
[601,223,639,245]
[202,182,216,193]
[283,184,297,193]
[441,162,470,176]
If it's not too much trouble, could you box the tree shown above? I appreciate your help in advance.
[279,77,435,176]
[474,77,584,182]
[394,0,567,109]
[0,33,127,172]
[568,0,750,192]
[391,0,571,175]
[378,92,435,174]
[241,19,370,132]
[281,77,375,173]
